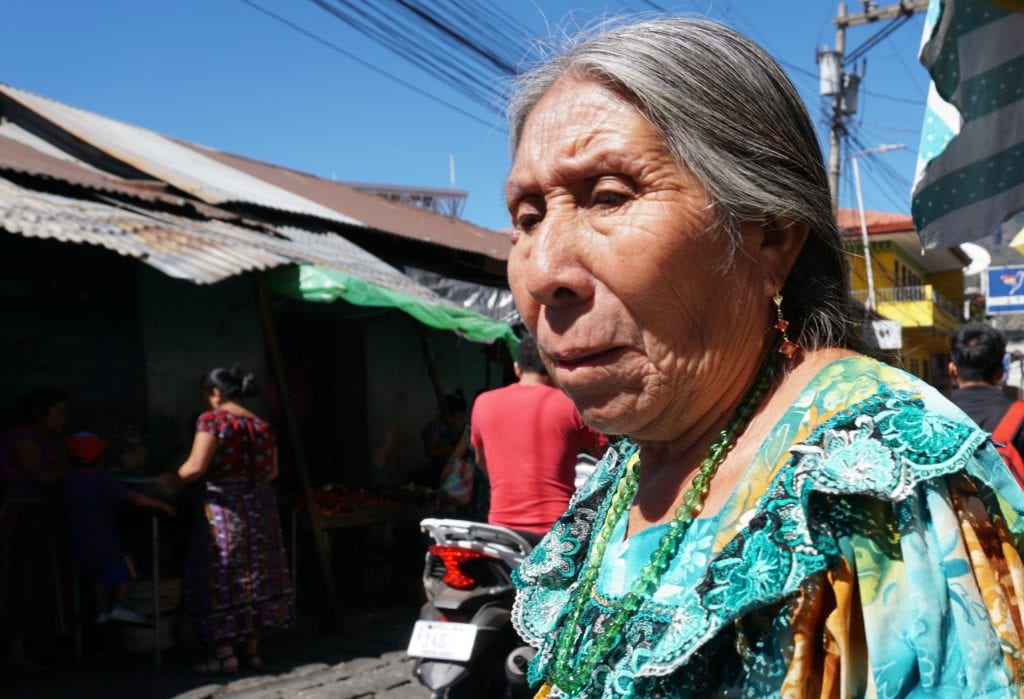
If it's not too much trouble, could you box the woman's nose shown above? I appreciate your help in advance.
[514,214,595,310]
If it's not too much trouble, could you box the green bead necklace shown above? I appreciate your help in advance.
[548,348,784,695]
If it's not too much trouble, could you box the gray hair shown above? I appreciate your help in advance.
[507,18,864,352]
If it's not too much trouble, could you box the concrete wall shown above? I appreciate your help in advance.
[0,237,148,463]
[362,311,500,485]
[139,268,267,470]
[0,234,510,491]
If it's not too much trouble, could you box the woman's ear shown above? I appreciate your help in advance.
[755,218,810,296]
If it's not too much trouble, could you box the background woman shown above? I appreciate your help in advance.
[0,389,70,669]
[506,17,1024,697]
[179,367,293,674]
[418,390,468,488]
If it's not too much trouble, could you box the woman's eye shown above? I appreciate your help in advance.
[592,189,629,208]
[513,206,543,233]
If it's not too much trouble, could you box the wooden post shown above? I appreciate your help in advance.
[256,283,346,630]
[414,322,450,423]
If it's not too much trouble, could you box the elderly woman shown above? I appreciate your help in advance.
[506,18,1024,698]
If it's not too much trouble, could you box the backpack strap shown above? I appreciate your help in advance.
[993,401,1024,446]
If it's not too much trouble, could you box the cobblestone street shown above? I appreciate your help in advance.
[5,606,430,699]
[173,649,428,699]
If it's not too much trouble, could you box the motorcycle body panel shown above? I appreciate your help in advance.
[409,518,535,698]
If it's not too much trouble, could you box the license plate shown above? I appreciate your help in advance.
[407,620,478,662]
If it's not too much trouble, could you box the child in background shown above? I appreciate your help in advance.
[63,432,177,624]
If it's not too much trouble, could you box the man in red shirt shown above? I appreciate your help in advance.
[470,335,607,542]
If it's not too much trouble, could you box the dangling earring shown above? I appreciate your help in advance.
[773,292,799,358]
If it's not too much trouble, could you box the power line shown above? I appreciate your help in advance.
[309,0,528,117]
[234,0,502,130]
[846,128,914,212]
[846,14,911,63]
[861,88,925,106]
[312,0,504,111]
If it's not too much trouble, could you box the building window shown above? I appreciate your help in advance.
[894,259,920,289]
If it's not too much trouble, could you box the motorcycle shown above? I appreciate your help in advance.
[407,517,537,698]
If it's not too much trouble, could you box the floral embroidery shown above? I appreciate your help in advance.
[513,356,1024,697]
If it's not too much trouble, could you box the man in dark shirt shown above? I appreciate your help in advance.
[949,323,1024,455]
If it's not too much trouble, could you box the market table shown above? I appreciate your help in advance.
[293,501,442,613]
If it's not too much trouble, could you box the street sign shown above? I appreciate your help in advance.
[869,319,902,350]
[987,266,1024,315]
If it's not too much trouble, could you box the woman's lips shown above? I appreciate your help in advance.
[551,346,624,372]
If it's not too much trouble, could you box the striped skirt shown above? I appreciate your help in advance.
[0,497,71,640]
[183,480,294,646]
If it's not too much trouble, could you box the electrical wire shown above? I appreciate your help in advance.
[310,0,527,116]
[312,0,504,110]
[234,0,502,130]
[846,128,915,213]
[845,13,911,64]
[860,88,926,106]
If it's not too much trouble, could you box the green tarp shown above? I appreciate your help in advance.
[262,264,518,351]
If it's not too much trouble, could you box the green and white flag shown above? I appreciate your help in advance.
[912,0,1024,249]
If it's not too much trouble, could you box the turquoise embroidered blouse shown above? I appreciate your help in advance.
[511,356,1024,698]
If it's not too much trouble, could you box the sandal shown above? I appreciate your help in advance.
[194,651,238,675]
[241,653,264,671]
[240,637,263,671]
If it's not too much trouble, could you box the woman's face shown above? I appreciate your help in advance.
[39,400,69,435]
[506,77,771,441]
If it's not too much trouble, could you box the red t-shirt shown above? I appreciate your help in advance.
[470,383,607,534]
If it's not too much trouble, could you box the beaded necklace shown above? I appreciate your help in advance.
[547,348,784,694]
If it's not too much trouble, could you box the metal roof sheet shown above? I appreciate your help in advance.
[0,133,183,205]
[0,82,509,265]
[0,175,459,307]
[0,84,363,228]
[196,145,511,261]
[836,207,969,270]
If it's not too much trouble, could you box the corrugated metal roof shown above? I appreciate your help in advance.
[0,175,460,307]
[0,84,363,228]
[0,132,184,205]
[836,208,915,233]
[195,145,511,261]
[836,207,969,270]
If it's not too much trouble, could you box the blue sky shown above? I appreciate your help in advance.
[2,1,930,232]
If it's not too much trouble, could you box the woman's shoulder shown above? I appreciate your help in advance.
[232,411,276,436]
[197,409,270,424]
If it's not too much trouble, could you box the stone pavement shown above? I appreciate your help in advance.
[4,605,431,699]
[174,649,428,699]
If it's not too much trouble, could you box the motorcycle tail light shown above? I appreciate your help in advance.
[428,545,487,589]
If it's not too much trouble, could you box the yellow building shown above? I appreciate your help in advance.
[837,209,969,391]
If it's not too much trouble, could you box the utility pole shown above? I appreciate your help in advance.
[826,1,847,206]
[818,0,929,207]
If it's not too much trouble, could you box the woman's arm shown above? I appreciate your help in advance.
[177,431,217,483]
[12,438,65,485]
[124,490,177,516]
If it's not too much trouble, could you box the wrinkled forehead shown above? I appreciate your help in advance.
[511,71,643,152]
[506,76,664,195]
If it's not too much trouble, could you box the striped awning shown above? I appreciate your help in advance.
[912,0,1024,249]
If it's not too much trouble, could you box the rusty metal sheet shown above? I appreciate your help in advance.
[0,175,460,307]
[199,145,512,261]
[0,85,364,228]
[0,131,184,204]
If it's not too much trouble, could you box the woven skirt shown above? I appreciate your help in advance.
[183,480,294,646]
